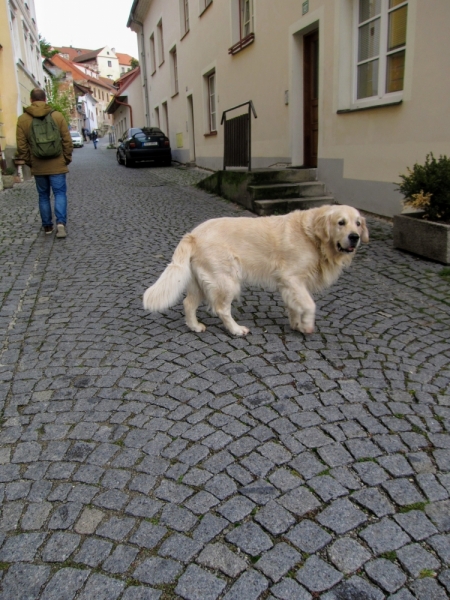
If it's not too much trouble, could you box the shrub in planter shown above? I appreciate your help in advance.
[397,153,450,222]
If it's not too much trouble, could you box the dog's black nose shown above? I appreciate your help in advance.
[348,233,360,245]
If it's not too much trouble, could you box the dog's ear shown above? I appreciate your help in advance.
[360,216,369,243]
[313,210,332,243]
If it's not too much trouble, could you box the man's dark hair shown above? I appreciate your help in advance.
[30,88,46,102]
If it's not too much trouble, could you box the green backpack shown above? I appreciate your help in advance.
[29,111,63,159]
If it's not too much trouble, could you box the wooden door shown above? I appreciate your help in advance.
[303,30,319,167]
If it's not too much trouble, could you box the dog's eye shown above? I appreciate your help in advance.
[338,220,346,226]
[356,221,361,227]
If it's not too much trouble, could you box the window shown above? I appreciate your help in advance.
[170,47,179,95]
[108,60,112,67]
[180,0,189,36]
[356,0,408,101]
[229,0,255,55]
[200,0,212,15]
[150,34,156,73]
[157,20,164,65]
[208,72,216,132]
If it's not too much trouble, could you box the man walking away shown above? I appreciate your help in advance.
[16,88,73,238]
[92,130,98,149]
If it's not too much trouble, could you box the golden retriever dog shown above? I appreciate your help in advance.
[143,205,369,336]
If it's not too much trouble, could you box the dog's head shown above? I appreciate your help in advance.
[313,205,369,257]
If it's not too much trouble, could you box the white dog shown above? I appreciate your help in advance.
[143,205,369,336]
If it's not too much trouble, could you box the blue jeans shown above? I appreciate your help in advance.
[35,174,67,227]
[93,139,98,149]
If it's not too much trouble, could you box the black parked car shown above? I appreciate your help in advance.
[116,127,172,167]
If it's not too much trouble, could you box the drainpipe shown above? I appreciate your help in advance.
[129,15,150,127]
[114,98,133,128]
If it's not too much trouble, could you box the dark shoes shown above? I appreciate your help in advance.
[44,225,54,235]
[56,223,67,238]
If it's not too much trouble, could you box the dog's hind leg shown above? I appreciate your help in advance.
[183,281,206,332]
[209,279,249,337]
[280,282,316,334]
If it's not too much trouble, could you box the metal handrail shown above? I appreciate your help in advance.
[221,101,257,171]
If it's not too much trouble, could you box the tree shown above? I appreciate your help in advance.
[39,35,58,59]
[129,57,139,70]
[45,76,75,124]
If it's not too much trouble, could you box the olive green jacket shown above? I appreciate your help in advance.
[16,102,73,176]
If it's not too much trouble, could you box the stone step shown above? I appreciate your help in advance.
[253,196,335,216]
[246,167,317,185]
[248,181,326,201]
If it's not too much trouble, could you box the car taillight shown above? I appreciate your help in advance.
[163,140,169,146]
[129,142,136,148]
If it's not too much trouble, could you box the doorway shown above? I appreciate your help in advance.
[303,30,319,167]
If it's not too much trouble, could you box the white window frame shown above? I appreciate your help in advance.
[149,33,156,73]
[180,0,189,37]
[170,46,179,96]
[157,19,164,65]
[229,0,255,55]
[352,0,407,109]
[208,72,216,132]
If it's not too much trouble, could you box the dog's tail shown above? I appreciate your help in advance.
[143,234,193,312]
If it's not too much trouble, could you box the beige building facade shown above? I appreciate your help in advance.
[127,0,450,218]
[0,0,45,168]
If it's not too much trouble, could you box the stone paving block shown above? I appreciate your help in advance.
[321,575,384,600]
[48,501,83,530]
[296,555,343,592]
[73,537,112,567]
[102,544,139,574]
[393,509,439,541]
[125,495,163,519]
[255,542,301,582]
[239,479,279,505]
[240,452,274,478]
[382,478,425,506]
[0,532,46,562]
[41,532,81,563]
[270,578,312,600]
[439,569,450,593]
[317,442,353,467]
[96,516,135,541]
[327,537,372,573]
[204,473,237,500]
[74,507,104,535]
[352,460,389,486]
[221,568,268,600]
[345,438,382,459]
[352,486,395,517]
[277,486,321,517]
[254,499,296,535]
[289,452,324,480]
[77,573,125,600]
[364,558,407,593]
[410,577,448,600]
[21,501,52,530]
[197,542,247,577]
[133,556,183,585]
[192,513,228,543]
[174,563,226,600]
[416,473,449,501]
[185,490,220,514]
[286,519,332,553]
[0,563,50,600]
[428,533,450,564]
[159,532,203,562]
[226,521,273,556]
[396,542,441,577]
[40,567,90,600]
[268,468,302,492]
[129,521,167,549]
[121,587,162,600]
[154,479,193,503]
[217,494,255,522]
[317,498,367,534]
[308,474,348,502]
[159,503,198,532]
[359,517,411,555]
[425,500,450,531]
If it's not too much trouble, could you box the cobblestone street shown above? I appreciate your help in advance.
[0,138,449,599]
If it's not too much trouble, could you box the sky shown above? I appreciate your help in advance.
[33,0,139,57]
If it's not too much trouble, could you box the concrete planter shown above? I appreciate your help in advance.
[393,212,450,264]
[1,175,15,189]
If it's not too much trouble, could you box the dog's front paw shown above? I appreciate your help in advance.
[232,325,250,337]
[188,322,206,333]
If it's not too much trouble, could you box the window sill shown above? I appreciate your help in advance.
[228,33,255,55]
[171,91,179,99]
[338,97,403,114]
[199,1,212,18]
[180,29,189,41]
[151,69,156,76]
[204,131,217,137]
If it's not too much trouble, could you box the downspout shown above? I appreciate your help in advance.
[114,98,133,128]
[129,16,150,127]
